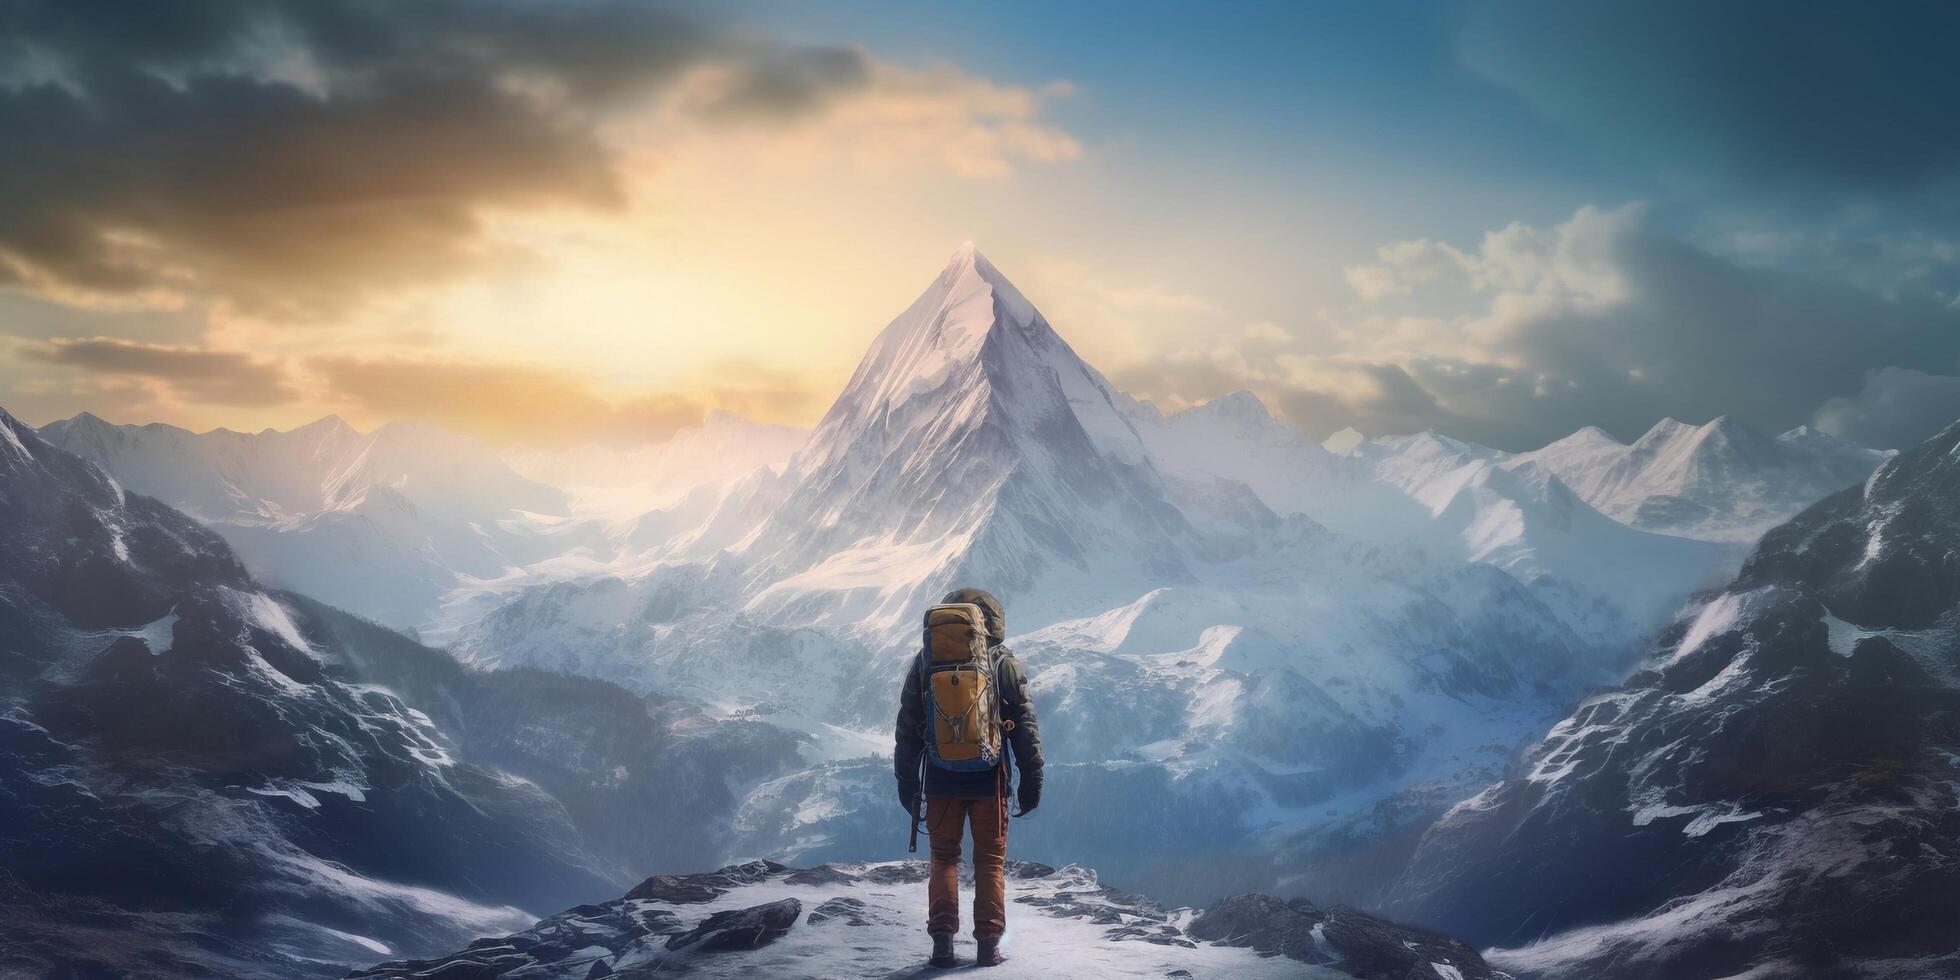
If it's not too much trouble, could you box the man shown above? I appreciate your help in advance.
[895,587,1043,968]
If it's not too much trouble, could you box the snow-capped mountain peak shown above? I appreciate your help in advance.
[1536,424,1624,457]
[795,243,1131,471]
[742,245,1187,633]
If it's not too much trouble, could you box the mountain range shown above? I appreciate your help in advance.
[37,412,581,635]
[38,249,1894,904]
[1512,417,1889,542]
[9,244,1934,978]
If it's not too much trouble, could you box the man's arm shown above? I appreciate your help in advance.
[894,656,925,812]
[997,650,1043,813]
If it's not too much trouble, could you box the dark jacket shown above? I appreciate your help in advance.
[895,589,1044,803]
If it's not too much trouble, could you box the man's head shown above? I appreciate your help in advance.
[941,587,1005,644]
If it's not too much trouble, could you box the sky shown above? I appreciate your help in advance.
[2,0,1959,450]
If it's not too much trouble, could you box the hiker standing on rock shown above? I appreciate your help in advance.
[895,587,1044,969]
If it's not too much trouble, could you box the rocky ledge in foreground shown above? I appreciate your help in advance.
[349,859,1499,980]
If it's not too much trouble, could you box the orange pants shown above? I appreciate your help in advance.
[925,795,1008,939]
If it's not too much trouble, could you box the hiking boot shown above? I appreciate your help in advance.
[976,937,1005,967]
[928,933,957,968]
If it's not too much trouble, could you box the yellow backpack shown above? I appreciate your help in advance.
[919,602,1002,771]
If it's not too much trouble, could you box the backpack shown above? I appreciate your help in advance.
[919,602,1003,772]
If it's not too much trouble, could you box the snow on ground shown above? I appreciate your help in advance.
[362,862,1352,980]
[614,870,1333,979]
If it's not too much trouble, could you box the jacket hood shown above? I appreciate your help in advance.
[941,587,1005,643]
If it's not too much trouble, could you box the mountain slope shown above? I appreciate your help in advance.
[1512,415,1889,542]
[0,408,596,975]
[0,407,801,978]
[1386,419,1960,979]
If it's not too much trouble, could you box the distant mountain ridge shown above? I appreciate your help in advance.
[500,411,808,509]
[1512,414,1891,541]
[38,411,578,633]
[39,331,1887,640]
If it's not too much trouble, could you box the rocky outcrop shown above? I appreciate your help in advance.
[1189,894,1497,979]
[626,860,792,904]
[665,899,801,952]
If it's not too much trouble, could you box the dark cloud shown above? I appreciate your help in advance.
[1468,220,1960,446]
[1264,362,1459,441]
[0,1,866,314]
[1459,1,1960,209]
[314,355,822,446]
[1111,354,1459,443]
[1814,368,1960,449]
[701,45,872,122]
[21,337,298,406]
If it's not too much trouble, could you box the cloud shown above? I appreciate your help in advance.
[1119,203,1960,449]
[0,2,1068,317]
[675,61,1081,180]
[314,355,822,446]
[693,45,873,122]
[20,337,298,406]
[1813,368,1960,450]
[1243,321,1293,345]
[1459,1,1960,211]
[1100,283,1220,316]
[1342,264,1406,303]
